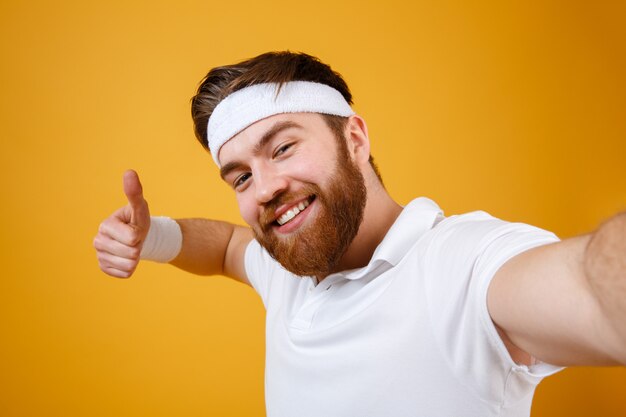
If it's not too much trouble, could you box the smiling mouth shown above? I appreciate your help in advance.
[275,196,316,226]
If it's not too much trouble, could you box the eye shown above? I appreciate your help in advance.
[273,142,294,158]
[233,172,251,189]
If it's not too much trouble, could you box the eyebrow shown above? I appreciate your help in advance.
[219,120,304,180]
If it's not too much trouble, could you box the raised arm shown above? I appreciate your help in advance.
[93,170,253,284]
[488,212,626,366]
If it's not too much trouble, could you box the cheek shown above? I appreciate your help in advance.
[236,194,258,227]
[286,153,334,183]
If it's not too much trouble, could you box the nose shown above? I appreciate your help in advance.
[254,166,288,204]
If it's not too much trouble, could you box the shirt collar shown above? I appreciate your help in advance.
[338,197,443,281]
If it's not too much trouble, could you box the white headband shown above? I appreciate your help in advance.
[207,81,355,166]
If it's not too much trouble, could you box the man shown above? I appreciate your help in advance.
[94,51,625,416]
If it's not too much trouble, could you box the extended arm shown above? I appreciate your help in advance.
[488,212,626,366]
[93,170,253,284]
[170,218,253,283]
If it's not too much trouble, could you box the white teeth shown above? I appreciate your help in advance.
[277,199,311,226]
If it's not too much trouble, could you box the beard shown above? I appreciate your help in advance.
[252,141,367,279]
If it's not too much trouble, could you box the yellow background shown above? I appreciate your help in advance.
[1,0,625,416]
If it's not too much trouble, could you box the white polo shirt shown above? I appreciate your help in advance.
[245,197,562,417]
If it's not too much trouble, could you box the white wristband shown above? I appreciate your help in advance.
[140,216,183,263]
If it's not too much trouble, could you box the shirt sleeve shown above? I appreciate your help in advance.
[422,211,564,406]
[244,239,280,308]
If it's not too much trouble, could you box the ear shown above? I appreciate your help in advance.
[344,114,371,166]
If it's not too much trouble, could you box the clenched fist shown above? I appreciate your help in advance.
[93,170,150,278]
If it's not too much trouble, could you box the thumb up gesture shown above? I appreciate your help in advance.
[93,170,150,278]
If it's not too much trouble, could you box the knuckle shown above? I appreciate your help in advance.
[129,247,141,260]
[128,259,140,270]
[127,233,142,247]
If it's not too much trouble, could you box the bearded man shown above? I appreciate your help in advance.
[94,51,626,417]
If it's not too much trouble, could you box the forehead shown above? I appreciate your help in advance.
[217,112,328,165]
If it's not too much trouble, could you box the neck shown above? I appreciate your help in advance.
[327,178,403,278]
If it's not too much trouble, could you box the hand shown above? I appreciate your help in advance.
[93,170,151,278]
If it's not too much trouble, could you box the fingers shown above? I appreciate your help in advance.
[94,229,141,278]
[99,207,145,246]
[123,169,150,229]
[102,267,134,279]
[94,230,141,258]
[97,252,139,278]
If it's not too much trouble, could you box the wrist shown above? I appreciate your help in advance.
[140,216,183,263]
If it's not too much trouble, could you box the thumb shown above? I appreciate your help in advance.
[122,169,150,228]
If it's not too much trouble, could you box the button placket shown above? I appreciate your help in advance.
[290,275,342,330]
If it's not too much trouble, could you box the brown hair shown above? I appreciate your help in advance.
[191,51,382,182]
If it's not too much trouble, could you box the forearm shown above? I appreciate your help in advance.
[585,212,626,362]
[169,218,249,278]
